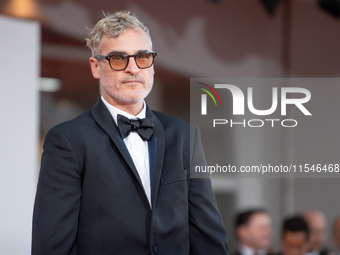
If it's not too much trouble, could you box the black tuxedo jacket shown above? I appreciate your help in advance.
[32,98,228,255]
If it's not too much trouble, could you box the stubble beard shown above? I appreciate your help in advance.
[99,75,153,105]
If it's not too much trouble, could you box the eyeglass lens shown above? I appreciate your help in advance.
[110,53,155,70]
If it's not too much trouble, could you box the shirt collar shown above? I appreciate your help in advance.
[101,95,146,125]
[239,245,267,255]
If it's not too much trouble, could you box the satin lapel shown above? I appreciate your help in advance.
[146,107,165,207]
[148,136,157,193]
[90,99,145,193]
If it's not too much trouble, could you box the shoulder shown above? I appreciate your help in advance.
[152,110,199,135]
[151,110,189,129]
[151,110,202,149]
[46,110,95,141]
[54,110,92,129]
[152,110,201,136]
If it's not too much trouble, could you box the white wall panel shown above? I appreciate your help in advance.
[0,15,40,255]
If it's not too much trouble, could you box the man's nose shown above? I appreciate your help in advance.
[124,57,140,75]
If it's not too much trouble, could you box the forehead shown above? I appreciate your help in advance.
[249,213,270,224]
[98,29,152,54]
[304,212,325,225]
[284,231,307,244]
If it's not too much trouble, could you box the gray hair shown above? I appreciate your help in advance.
[86,11,152,55]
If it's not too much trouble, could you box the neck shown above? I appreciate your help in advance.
[102,95,144,116]
[241,244,263,254]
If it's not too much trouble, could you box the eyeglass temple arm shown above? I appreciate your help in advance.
[94,55,107,60]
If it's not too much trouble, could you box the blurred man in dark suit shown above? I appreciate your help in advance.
[332,216,340,255]
[281,215,310,255]
[234,209,273,255]
[303,210,329,255]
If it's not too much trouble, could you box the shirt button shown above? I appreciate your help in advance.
[152,246,158,254]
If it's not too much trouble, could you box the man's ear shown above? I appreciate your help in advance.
[237,226,246,241]
[89,57,100,79]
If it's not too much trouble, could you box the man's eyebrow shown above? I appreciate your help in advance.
[106,50,151,55]
[106,50,126,55]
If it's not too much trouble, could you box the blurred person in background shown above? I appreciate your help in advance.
[332,215,340,255]
[303,210,329,255]
[31,10,228,255]
[234,208,273,255]
[280,215,310,255]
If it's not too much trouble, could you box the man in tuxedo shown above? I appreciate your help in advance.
[233,209,273,255]
[32,11,228,255]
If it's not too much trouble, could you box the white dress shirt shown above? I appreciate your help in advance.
[101,96,151,206]
[239,245,267,255]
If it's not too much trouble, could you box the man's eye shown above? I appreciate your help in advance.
[137,53,150,59]
[112,55,125,60]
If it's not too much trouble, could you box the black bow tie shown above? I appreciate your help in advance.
[117,114,155,141]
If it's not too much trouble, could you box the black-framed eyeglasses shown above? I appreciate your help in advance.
[94,52,157,71]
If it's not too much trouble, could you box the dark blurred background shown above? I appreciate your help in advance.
[1,0,340,254]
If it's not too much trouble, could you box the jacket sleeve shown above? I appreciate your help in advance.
[189,125,229,255]
[32,126,81,255]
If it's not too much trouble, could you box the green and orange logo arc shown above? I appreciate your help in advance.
[196,82,223,106]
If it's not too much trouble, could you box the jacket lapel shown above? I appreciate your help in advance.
[148,136,157,193]
[147,108,165,207]
[90,98,166,209]
[90,99,145,194]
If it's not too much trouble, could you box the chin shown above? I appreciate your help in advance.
[114,94,147,104]
[123,90,151,103]
[104,86,151,105]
